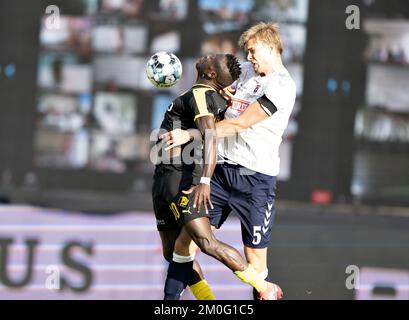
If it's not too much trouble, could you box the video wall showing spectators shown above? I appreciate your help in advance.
[34,0,309,184]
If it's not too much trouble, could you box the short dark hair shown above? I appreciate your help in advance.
[225,54,241,81]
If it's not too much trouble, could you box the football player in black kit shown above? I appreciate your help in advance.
[152,54,242,299]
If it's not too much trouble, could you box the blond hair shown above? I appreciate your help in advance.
[239,22,283,55]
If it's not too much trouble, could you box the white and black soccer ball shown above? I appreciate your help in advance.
[146,52,182,88]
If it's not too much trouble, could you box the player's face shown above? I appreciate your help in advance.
[196,55,234,88]
[245,38,274,75]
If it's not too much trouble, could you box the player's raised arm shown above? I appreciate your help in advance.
[215,95,277,138]
[160,96,273,146]
[159,98,270,147]
[159,128,201,151]
[193,115,216,214]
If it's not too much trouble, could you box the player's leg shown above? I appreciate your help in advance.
[162,227,194,300]
[166,164,280,299]
[243,181,279,299]
[153,164,213,300]
[228,165,283,300]
[164,164,230,299]
[158,229,179,262]
[169,226,216,300]
[244,246,267,274]
[244,246,271,299]
[183,217,247,270]
[159,229,205,284]
[159,222,215,300]
[158,215,213,300]
[239,221,272,299]
[181,216,279,299]
[169,165,246,272]
[167,204,270,298]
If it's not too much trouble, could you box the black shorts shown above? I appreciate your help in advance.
[169,189,209,228]
[152,163,201,231]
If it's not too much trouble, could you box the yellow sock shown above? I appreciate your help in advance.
[189,280,216,300]
[234,264,267,293]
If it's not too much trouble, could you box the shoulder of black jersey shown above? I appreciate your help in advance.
[176,89,190,99]
[189,84,215,121]
[176,84,214,101]
[209,90,227,105]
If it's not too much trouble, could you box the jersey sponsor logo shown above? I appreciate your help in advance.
[230,97,250,114]
[253,84,261,94]
[169,202,180,220]
[178,196,189,208]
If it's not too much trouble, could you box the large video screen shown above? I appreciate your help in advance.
[34,0,309,184]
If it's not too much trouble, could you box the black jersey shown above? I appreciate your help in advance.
[159,84,228,132]
[153,84,228,229]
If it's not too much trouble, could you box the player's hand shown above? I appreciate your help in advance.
[193,183,214,214]
[159,129,191,151]
[182,186,197,195]
[219,86,236,102]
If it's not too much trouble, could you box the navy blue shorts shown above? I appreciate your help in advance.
[208,163,277,249]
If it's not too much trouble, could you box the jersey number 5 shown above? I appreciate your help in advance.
[252,226,262,245]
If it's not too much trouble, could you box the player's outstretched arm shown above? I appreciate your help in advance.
[159,128,201,151]
[160,99,270,148]
[193,115,217,213]
[160,100,270,148]
[215,101,269,138]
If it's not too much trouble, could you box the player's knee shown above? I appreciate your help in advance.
[173,238,191,257]
[195,236,217,256]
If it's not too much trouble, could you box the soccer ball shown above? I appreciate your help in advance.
[146,52,182,88]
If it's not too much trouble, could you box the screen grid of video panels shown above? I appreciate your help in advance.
[34,0,309,176]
